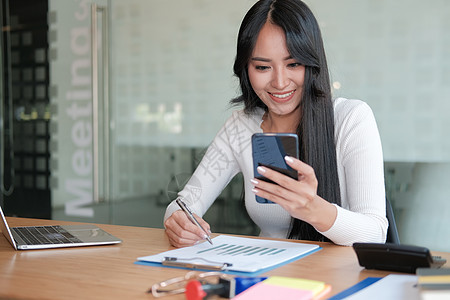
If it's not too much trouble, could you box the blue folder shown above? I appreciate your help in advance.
[328,277,382,300]
[135,247,322,277]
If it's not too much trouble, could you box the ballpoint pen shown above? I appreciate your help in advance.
[176,197,213,245]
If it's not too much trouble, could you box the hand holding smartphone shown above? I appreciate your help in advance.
[251,133,299,203]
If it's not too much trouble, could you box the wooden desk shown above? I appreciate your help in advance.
[1,218,448,299]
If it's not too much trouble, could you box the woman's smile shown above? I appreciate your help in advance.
[268,90,296,103]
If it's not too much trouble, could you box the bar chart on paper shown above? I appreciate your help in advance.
[197,243,288,256]
[137,235,320,273]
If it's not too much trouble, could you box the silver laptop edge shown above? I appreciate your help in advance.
[0,206,121,250]
[0,206,18,250]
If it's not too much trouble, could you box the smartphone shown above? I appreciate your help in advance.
[251,133,299,203]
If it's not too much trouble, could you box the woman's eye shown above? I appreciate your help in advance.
[288,62,302,68]
[255,65,270,71]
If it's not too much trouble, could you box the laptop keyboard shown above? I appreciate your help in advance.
[12,225,83,245]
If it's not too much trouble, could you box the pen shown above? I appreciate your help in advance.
[175,197,213,245]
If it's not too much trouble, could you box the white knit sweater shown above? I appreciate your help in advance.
[164,98,388,246]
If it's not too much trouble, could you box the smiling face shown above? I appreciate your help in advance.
[248,22,305,125]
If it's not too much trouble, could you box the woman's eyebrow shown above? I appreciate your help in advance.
[250,55,293,62]
[251,57,271,62]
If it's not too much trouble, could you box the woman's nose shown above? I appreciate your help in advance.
[271,68,289,90]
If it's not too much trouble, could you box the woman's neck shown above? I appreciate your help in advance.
[261,109,301,133]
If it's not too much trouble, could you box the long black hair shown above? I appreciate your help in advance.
[231,0,341,242]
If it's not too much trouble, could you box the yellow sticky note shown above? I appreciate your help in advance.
[263,276,325,295]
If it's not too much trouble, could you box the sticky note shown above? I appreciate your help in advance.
[264,276,326,295]
[232,281,314,300]
[232,276,331,300]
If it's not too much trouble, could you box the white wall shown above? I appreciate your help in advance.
[306,0,450,251]
[308,0,450,162]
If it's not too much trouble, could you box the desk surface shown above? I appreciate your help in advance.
[1,217,448,299]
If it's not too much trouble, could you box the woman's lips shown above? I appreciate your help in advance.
[268,90,295,103]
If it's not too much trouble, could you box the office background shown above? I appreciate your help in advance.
[1,0,449,251]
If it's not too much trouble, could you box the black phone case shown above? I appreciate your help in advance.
[251,133,298,204]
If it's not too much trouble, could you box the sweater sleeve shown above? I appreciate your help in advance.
[318,99,388,246]
[164,113,242,222]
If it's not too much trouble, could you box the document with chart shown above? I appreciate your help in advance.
[137,235,320,274]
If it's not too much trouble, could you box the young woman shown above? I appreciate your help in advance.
[164,0,387,248]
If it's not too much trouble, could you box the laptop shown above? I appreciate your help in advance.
[0,206,122,250]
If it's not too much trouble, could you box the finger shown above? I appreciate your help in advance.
[192,214,212,234]
[256,165,297,188]
[252,181,316,221]
[170,210,210,240]
[253,171,317,204]
[252,179,301,206]
[165,227,200,248]
[165,211,204,241]
[165,220,211,248]
[284,156,317,184]
[252,167,316,206]
[180,212,211,239]
[164,218,203,247]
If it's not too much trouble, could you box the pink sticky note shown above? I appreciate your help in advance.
[232,281,314,300]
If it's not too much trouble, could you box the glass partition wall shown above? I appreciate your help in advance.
[2,0,450,251]
[0,0,258,235]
